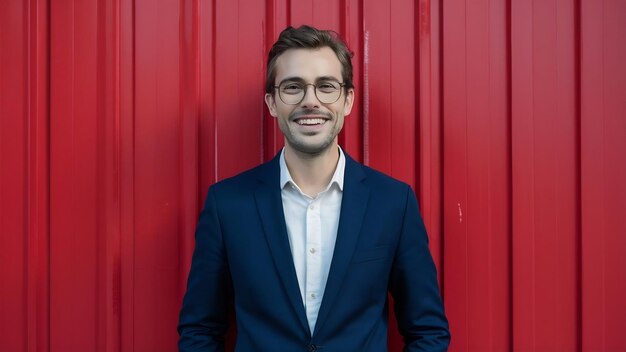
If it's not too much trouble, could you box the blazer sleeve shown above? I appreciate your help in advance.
[389,186,450,352]
[178,187,232,352]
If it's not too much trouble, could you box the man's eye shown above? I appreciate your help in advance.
[282,84,302,93]
[317,82,338,92]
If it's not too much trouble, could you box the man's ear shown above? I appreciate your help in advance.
[343,88,355,116]
[265,93,278,117]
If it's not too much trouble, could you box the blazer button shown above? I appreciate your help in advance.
[307,344,317,351]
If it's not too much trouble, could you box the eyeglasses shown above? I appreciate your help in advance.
[274,80,346,105]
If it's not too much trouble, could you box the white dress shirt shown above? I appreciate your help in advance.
[279,147,345,333]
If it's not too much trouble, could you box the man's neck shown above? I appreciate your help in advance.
[283,143,340,198]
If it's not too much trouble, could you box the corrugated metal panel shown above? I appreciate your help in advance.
[443,0,511,349]
[1,2,29,351]
[1,1,50,351]
[580,0,626,350]
[1,0,625,351]
[510,0,579,350]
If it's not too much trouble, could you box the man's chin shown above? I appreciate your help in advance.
[287,140,335,157]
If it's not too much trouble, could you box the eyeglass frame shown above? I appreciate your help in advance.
[272,79,347,105]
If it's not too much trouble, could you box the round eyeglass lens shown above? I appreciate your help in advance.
[278,81,342,105]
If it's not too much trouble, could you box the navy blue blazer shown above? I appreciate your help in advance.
[178,152,450,351]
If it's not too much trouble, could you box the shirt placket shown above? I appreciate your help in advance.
[305,198,322,330]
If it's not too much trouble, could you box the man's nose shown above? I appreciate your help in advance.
[300,84,320,108]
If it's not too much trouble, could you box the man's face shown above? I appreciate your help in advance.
[265,47,354,155]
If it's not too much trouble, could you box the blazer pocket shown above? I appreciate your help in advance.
[352,245,391,263]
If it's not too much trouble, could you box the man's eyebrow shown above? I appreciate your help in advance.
[278,76,342,85]
[278,77,306,85]
[315,75,341,82]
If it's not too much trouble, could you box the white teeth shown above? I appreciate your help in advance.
[296,118,325,125]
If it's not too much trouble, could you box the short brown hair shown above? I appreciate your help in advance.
[265,25,354,93]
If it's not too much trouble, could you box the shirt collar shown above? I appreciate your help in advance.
[279,146,346,192]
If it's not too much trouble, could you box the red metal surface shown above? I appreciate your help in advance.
[1,2,28,351]
[49,1,99,349]
[581,0,626,350]
[443,0,511,350]
[1,1,50,351]
[510,0,579,350]
[2,0,625,351]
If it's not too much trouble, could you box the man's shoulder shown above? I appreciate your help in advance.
[349,158,412,193]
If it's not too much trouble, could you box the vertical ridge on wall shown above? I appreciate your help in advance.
[391,0,417,187]
[443,0,469,348]
[511,0,579,350]
[510,0,537,350]
[95,0,123,350]
[505,0,513,350]
[1,1,30,351]
[119,0,135,350]
[50,1,101,350]
[134,0,182,348]
[178,0,200,298]
[493,0,512,347]
[573,0,583,347]
[339,0,363,161]
[417,0,445,274]
[26,0,50,351]
[263,0,287,161]
[363,0,392,174]
[198,0,217,194]
[580,0,626,351]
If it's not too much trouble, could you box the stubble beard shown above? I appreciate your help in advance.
[283,109,342,156]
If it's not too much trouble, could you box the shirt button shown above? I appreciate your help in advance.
[309,248,316,254]
[310,293,316,299]
[309,204,315,210]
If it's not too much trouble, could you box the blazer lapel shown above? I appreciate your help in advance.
[313,155,370,337]
[254,156,311,336]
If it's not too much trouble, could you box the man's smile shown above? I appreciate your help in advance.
[295,118,327,125]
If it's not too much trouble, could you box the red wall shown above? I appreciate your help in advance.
[1,0,625,351]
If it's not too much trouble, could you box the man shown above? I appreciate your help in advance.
[178,25,450,351]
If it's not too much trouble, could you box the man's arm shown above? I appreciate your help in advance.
[389,186,450,351]
[178,187,232,351]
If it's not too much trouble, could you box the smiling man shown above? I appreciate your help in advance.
[178,25,450,352]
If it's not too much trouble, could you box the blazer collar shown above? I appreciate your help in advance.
[279,147,347,192]
[254,153,310,335]
[254,151,370,337]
